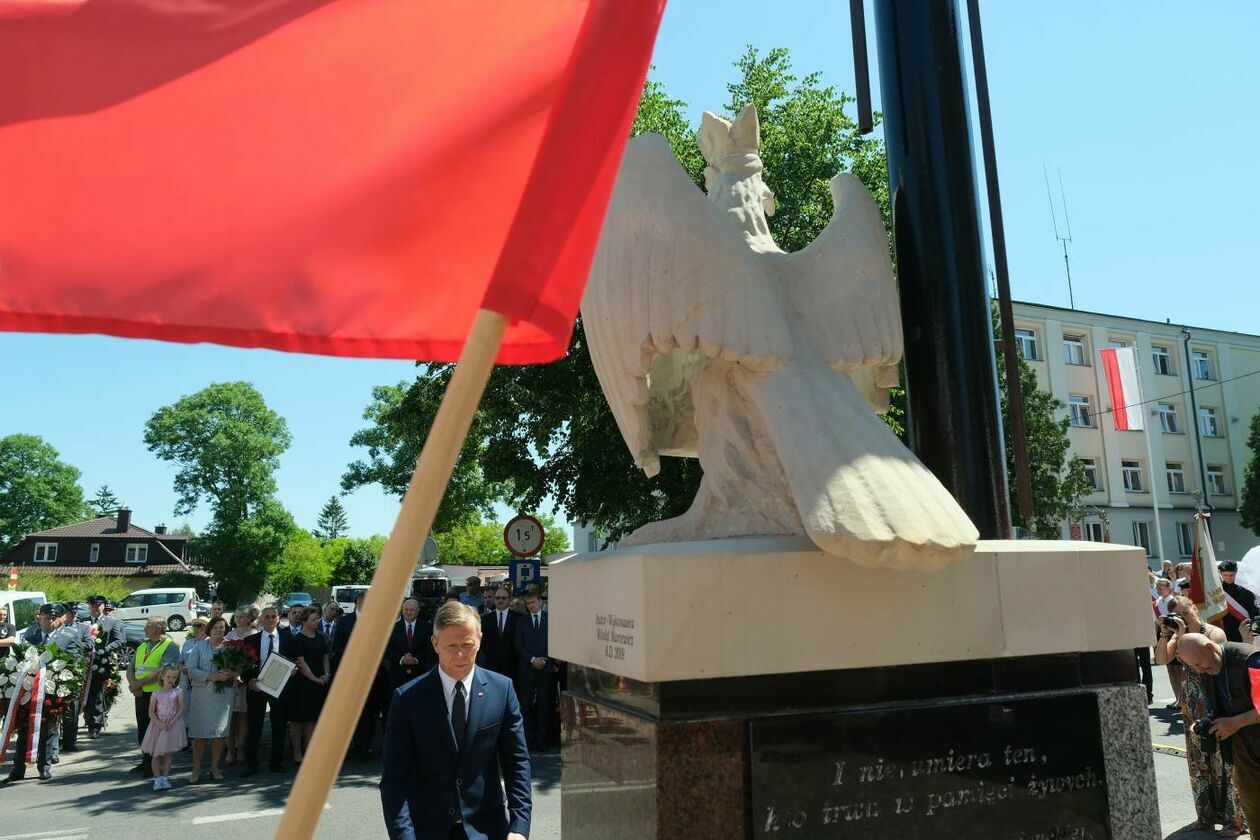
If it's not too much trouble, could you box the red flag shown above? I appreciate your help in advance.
[0,0,664,363]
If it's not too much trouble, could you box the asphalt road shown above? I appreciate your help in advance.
[0,710,560,840]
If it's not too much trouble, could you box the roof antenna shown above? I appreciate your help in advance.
[1043,164,1075,308]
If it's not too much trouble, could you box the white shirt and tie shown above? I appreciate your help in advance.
[438,665,475,723]
[495,609,510,635]
[261,629,281,662]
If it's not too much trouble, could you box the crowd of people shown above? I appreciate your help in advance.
[1,577,558,812]
[1147,558,1260,838]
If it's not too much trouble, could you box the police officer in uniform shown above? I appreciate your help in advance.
[84,595,126,738]
[48,603,91,758]
[4,604,68,782]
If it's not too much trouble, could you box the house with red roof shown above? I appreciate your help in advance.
[3,508,192,592]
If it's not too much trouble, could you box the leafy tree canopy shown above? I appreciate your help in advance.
[192,497,296,604]
[144,381,292,521]
[330,535,388,585]
[0,434,88,552]
[266,529,335,596]
[433,512,571,567]
[1240,413,1260,537]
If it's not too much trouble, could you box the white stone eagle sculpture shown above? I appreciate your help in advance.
[581,104,978,571]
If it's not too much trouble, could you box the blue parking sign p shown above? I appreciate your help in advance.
[510,559,541,594]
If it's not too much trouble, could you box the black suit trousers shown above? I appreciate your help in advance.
[84,670,109,732]
[134,691,151,752]
[245,689,288,768]
[519,665,556,748]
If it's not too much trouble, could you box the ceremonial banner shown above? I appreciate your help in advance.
[0,0,665,364]
[1191,513,1227,624]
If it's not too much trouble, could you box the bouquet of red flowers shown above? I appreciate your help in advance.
[211,640,257,693]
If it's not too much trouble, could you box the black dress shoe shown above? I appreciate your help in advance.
[128,762,148,775]
[88,730,101,739]
[38,769,52,781]
[62,745,80,753]
[4,771,24,783]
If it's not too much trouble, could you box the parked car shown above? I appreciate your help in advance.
[410,569,450,620]
[2,590,47,640]
[194,600,212,618]
[113,587,199,631]
[279,592,314,611]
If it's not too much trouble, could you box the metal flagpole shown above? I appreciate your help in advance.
[1142,419,1167,564]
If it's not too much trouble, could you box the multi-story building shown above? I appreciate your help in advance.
[1012,301,1260,565]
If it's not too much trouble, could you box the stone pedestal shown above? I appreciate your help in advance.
[551,539,1160,839]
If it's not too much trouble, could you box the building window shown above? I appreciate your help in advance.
[125,543,148,564]
[33,542,57,563]
[1014,329,1039,361]
[89,543,99,563]
[1152,345,1173,375]
[1192,350,1214,381]
[1108,339,1129,349]
[1208,465,1228,496]
[1158,403,1180,434]
[1199,407,1221,438]
[1122,460,1144,492]
[1063,334,1086,366]
[1176,522,1194,558]
[1131,522,1153,556]
[1078,458,1103,491]
[1069,395,1093,427]
[1082,522,1105,542]
[1166,463,1186,494]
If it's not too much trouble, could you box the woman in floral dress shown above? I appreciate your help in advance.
[1155,595,1245,836]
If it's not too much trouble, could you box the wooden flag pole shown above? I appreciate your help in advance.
[274,308,509,840]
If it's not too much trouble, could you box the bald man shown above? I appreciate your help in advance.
[1177,632,1260,825]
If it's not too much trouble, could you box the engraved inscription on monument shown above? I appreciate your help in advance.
[750,694,1108,839]
[594,612,637,662]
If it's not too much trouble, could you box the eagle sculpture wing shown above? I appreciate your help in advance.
[782,172,903,412]
[581,133,792,477]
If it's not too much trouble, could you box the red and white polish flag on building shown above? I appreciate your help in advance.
[1099,347,1145,431]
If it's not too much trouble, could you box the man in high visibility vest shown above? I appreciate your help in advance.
[126,617,179,778]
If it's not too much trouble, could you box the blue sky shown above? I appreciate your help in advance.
[2,1,1257,540]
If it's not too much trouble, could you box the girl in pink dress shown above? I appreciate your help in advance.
[141,666,188,790]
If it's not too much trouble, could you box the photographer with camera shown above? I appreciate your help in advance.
[1156,600,1245,835]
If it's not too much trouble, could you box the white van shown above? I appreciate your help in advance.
[114,587,198,631]
[331,584,370,615]
[1,590,47,639]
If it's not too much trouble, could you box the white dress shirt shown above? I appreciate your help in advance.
[495,609,510,634]
[261,629,281,662]
[438,665,476,724]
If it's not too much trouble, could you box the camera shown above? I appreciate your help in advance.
[1161,615,1183,630]
[1247,616,1260,637]
[1192,716,1218,757]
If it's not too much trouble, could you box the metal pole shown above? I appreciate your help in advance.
[964,0,1032,528]
[872,0,1010,538]
[1182,328,1212,511]
[1142,422,1167,563]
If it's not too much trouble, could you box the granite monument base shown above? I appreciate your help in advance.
[552,539,1159,839]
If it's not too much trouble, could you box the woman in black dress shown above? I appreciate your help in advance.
[288,605,330,764]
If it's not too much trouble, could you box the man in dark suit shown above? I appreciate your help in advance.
[477,588,518,680]
[332,590,386,759]
[514,593,556,751]
[386,598,434,689]
[83,595,126,738]
[380,601,530,840]
[242,606,295,775]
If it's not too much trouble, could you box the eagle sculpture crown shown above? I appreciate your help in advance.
[581,104,978,571]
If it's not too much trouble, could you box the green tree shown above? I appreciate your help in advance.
[192,498,296,604]
[1240,413,1260,537]
[346,49,887,543]
[342,381,506,533]
[330,535,387,585]
[266,529,334,595]
[143,381,292,521]
[536,512,571,557]
[433,520,510,566]
[0,434,88,552]
[313,495,349,541]
[88,484,122,517]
